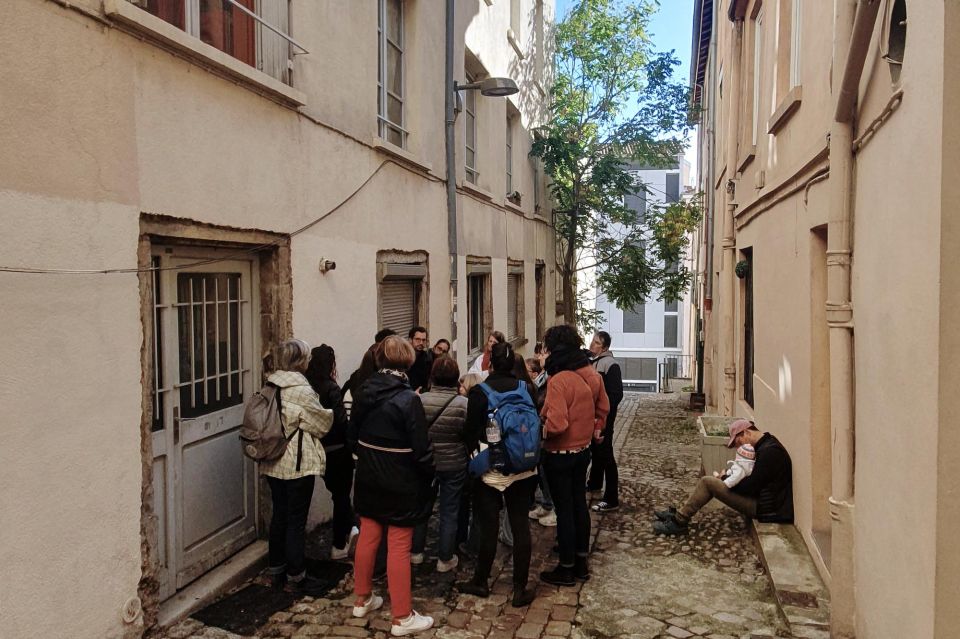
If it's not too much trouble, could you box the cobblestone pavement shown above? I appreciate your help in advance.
[156,393,794,639]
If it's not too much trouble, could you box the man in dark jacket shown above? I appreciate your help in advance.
[653,419,793,535]
[587,331,624,512]
[406,326,433,392]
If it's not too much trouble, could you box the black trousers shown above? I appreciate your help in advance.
[471,475,538,588]
[544,450,591,567]
[323,446,356,548]
[267,475,316,578]
[587,413,619,504]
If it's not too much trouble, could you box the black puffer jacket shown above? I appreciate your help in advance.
[348,371,436,526]
[420,386,469,473]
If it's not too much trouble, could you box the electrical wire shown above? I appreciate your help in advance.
[0,160,393,276]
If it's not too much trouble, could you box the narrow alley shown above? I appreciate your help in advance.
[157,393,793,639]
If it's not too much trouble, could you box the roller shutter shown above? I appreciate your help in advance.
[380,279,417,335]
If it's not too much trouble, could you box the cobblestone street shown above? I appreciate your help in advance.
[158,393,795,639]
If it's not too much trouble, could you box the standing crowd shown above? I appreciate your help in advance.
[248,323,624,637]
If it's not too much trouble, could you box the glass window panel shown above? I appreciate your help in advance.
[387,94,403,126]
[388,127,404,147]
[218,302,229,372]
[387,44,403,97]
[664,315,678,348]
[386,0,402,43]
[193,303,204,380]
[228,274,239,300]
[665,300,678,312]
[229,301,240,370]
[140,0,186,29]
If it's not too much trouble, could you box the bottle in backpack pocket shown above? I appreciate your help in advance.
[486,413,507,471]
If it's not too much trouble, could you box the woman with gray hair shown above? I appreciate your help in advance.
[261,338,334,592]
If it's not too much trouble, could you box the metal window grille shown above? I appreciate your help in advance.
[175,273,247,419]
[151,256,165,432]
[465,73,478,183]
[378,0,407,147]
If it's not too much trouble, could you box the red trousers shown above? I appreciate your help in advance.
[353,517,413,620]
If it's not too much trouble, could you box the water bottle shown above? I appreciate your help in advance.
[486,413,506,471]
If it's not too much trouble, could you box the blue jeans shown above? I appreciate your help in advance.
[544,450,591,567]
[436,468,468,561]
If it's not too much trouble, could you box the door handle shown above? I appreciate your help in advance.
[173,406,180,445]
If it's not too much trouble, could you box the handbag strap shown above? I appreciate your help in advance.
[428,394,458,429]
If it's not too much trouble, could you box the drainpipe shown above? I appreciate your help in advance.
[828,1,881,637]
[444,0,459,361]
[719,17,744,416]
[703,18,718,402]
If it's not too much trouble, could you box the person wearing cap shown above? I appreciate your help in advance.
[652,419,793,535]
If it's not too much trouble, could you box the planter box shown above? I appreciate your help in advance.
[697,415,738,477]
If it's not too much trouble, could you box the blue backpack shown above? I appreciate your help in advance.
[476,381,541,474]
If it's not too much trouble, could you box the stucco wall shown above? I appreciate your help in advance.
[0,0,556,636]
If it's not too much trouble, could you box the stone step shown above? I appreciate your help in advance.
[752,522,831,639]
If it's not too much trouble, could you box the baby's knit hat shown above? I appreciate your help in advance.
[736,443,756,461]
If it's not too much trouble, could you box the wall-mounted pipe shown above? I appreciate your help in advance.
[836,0,884,123]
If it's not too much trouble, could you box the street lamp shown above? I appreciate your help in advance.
[444,2,519,365]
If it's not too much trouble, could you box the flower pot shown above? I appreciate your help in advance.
[697,415,738,477]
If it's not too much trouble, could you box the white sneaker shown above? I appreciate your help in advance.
[528,505,550,520]
[410,552,425,565]
[538,511,557,527]
[352,594,383,618]
[391,610,434,636]
[331,525,361,560]
[436,555,459,573]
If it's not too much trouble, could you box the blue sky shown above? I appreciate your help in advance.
[554,0,698,174]
[554,0,695,83]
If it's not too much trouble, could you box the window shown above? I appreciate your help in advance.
[467,260,492,352]
[775,0,796,101]
[378,0,406,147]
[535,262,545,340]
[626,178,647,221]
[465,72,478,184]
[752,10,764,145]
[742,248,754,407]
[623,357,658,381]
[790,0,802,88]
[131,0,292,83]
[664,299,679,349]
[506,114,514,195]
[665,173,680,203]
[534,0,545,82]
[622,304,645,333]
[507,263,524,341]
[378,259,427,336]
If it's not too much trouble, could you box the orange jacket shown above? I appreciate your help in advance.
[541,365,610,452]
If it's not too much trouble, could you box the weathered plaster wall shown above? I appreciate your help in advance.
[0,0,556,636]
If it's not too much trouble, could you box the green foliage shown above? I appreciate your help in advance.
[531,0,700,325]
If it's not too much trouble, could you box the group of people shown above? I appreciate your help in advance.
[254,323,623,636]
[252,324,793,638]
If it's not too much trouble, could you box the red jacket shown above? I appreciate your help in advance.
[541,365,610,452]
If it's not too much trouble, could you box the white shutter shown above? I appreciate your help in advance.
[258,0,290,83]
[507,274,520,340]
[380,279,417,336]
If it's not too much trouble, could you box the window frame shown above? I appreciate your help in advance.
[129,0,292,84]
[464,72,479,184]
[378,0,408,148]
[752,9,764,146]
[507,262,525,342]
[505,113,514,195]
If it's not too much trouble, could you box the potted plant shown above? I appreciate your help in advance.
[697,415,739,477]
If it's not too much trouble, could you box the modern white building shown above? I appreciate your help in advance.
[591,157,694,391]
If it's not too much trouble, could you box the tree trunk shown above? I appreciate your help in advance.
[561,267,576,325]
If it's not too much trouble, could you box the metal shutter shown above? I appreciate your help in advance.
[507,274,520,339]
[380,279,417,335]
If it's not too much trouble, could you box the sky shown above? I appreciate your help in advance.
[554,0,699,180]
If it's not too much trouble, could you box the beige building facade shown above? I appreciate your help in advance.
[690,0,960,637]
[0,0,557,636]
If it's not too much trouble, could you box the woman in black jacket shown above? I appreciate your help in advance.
[305,345,358,560]
[347,336,435,636]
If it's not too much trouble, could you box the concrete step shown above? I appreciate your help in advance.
[752,522,831,639]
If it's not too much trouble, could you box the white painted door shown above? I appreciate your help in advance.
[149,250,259,600]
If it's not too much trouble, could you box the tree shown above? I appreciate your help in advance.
[531,0,701,330]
